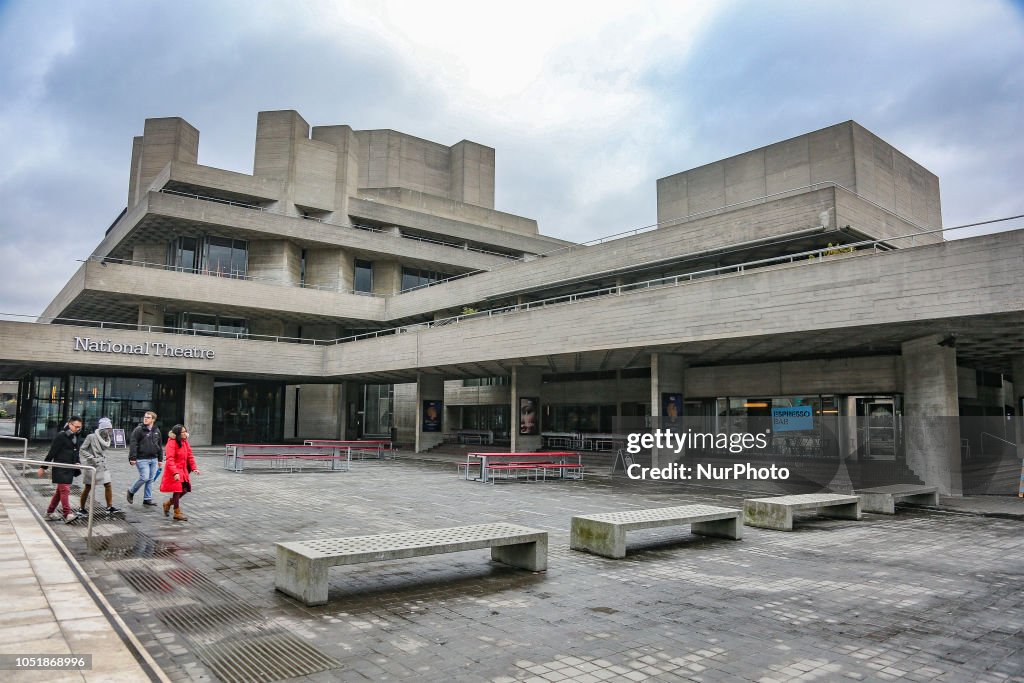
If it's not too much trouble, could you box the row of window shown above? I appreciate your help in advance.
[167,236,454,294]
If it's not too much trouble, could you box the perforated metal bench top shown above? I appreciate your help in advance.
[745,494,859,506]
[278,523,544,560]
[574,504,739,524]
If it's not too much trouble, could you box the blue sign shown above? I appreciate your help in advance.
[772,406,813,432]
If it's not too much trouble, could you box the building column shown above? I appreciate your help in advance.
[137,302,162,331]
[184,372,215,447]
[650,353,686,468]
[1013,355,1024,462]
[901,335,961,495]
[511,366,543,452]
[415,373,445,453]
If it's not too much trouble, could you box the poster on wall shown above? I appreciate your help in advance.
[519,397,539,435]
[661,393,683,421]
[422,400,443,432]
[111,429,127,448]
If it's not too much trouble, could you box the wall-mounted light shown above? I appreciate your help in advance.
[744,401,769,408]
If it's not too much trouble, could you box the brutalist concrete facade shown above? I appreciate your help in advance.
[2,114,1022,495]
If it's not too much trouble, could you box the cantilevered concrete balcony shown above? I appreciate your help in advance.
[40,259,387,325]
[93,191,519,273]
[329,229,1024,380]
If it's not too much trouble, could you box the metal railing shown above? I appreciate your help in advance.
[6,209,1020,348]
[82,256,387,298]
[0,456,98,547]
[158,188,524,261]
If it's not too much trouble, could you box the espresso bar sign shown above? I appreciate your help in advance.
[73,336,216,359]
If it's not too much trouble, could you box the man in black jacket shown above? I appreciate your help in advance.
[38,416,83,523]
[127,411,163,506]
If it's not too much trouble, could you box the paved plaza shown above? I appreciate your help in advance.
[1,447,1023,683]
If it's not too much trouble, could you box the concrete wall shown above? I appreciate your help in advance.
[305,248,355,292]
[296,384,342,439]
[184,372,215,446]
[687,357,903,397]
[449,140,496,209]
[657,121,941,232]
[354,188,539,238]
[248,240,302,285]
[415,374,445,452]
[129,118,199,208]
[132,243,165,265]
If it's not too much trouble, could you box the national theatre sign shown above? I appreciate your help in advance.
[73,336,216,359]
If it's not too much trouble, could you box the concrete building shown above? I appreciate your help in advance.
[1,113,1021,495]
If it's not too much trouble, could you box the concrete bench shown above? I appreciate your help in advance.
[743,493,862,531]
[856,485,939,514]
[275,523,548,606]
[570,504,743,559]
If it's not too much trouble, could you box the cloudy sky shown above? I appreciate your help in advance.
[1,0,1022,315]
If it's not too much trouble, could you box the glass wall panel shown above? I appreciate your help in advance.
[364,384,392,436]
[212,381,283,444]
[30,377,65,440]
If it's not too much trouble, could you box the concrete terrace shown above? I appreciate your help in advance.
[0,447,1022,682]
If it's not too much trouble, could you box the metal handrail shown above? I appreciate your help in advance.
[5,211,1019,347]
[81,256,387,298]
[981,432,1017,449]
[0,311,332,346]
[0,436,28,462]
[0,456,98,547]
[158,188,524,261]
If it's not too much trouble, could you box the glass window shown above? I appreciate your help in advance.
[354,259,373,293]
[401,267,454,292]
[181,313,248,337]
[203,236,247,277]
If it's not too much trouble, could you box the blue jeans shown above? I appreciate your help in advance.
[129,459,160,501]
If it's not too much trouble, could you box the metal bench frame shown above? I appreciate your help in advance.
[743,493,862,531]
[275,523,548,606]
[570,504,743,559]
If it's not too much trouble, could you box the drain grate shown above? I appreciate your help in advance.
[191,630,344,683]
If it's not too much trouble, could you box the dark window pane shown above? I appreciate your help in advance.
[355,259,373,293]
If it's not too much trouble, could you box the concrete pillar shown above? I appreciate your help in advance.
[901,335,961,495]
[310,124,360,224]
[415,373,445,453]
[511,366,543,452]
[253,110,310,217]
[650,353,686,467]
[137,302,162,331]
[296,384,343,439]
[1013,356,1024,462]
[184,372,215,447]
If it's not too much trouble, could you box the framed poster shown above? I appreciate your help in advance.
[111,428,128,448]
[422,400,442,432]
[662,393,683,419]
[519,397,539,435]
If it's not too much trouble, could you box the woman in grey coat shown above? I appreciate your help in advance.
[78,417,124,516]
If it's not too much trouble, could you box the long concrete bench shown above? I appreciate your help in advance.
[743,493,862,531]
[275,523,548,606]
[570,504,743,559]
[855,485,939,514]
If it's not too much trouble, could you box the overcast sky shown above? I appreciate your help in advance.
[1,0,1022,316]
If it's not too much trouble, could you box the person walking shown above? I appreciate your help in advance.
[77,417,124,517]
[127,411,163,507]
[38,416,83,523]
[160,424,199,521]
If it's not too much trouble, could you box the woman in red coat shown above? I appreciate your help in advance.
[160,424,200,521]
